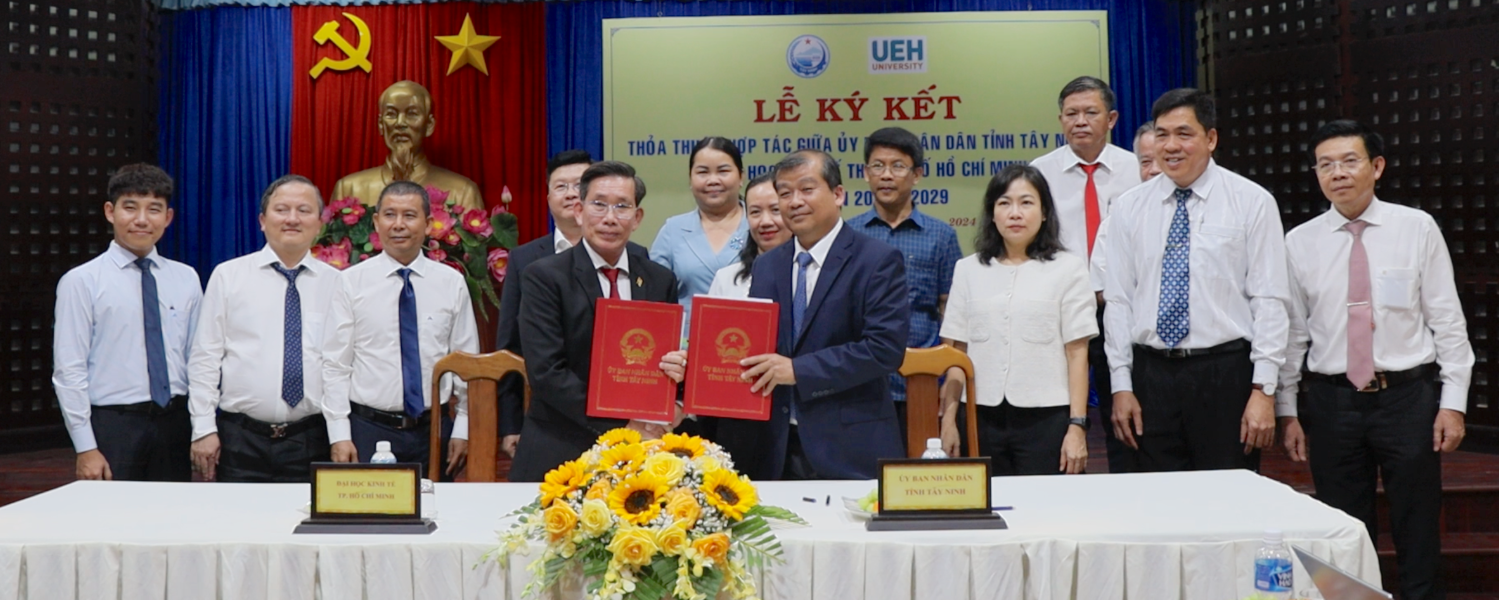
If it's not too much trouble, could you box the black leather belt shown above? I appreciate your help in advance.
[1303,363,1436,393]
[351,402,430,430]
[1135,339,1249,359]
[96,395,187,415]
[219,411,324,439]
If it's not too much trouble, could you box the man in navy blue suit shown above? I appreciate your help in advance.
[716,149,910,480]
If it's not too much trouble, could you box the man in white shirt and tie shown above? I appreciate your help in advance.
[1031,76,1143,473]
[1103,88,1289,472]
[322,181,479,478]
[53,164,202,481]
[1278,120,1470,600]
[187,175,340,482]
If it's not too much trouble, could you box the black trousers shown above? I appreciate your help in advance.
[91,397,191,482]
[1091,304,1138,473]
[349,411,455,481]
[216,413,330,483]
[1300,374,1444,600]
[956,402,1069,476]
[1132,346,1259,472]
[782,425,821,481]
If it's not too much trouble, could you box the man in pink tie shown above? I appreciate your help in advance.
[1278,120,1472,600]
[1031,76,1143,473]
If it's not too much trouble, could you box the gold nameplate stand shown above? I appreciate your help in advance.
[866,457,1007,531]
[293,462,437,534]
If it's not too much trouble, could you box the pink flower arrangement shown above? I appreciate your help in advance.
[461,208,493,237]
[312,238,352,270]
[488,247,509,283]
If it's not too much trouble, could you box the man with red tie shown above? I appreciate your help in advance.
[1031,76,1143,472]
[1278,120,1471,600]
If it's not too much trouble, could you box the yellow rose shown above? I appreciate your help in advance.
[656,522,689,556]
[691,532,730,563]
[664,488,701,529]
[542,501,578,542]
[579,499,613,538]
[584,478,613,501]
[642,451,686,485]
[607,525,659,566]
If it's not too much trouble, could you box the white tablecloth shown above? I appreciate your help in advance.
[0,470,1377,600]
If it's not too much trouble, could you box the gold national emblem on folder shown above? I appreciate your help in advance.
[620,328,657,366]
[714,327,752,364]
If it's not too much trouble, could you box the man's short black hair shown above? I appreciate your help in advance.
[547,149,593,180]
[107,163,174,206]
[863,127,923,167]
[1152,88,1217,132]
[259,175,322,214]
[772,149,841,190]
[1058,76,1117,112]
[579,160,647,205]
[1309,119,1385,161]
[376,180,431,217]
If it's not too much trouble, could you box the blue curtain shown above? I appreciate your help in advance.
[158,7,292,282]
[547,0,1197,160]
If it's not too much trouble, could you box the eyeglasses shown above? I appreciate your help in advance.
[866,162,911,177]
[584,200,638,218]
[551,182,580,194]
[1314,156,1365,175]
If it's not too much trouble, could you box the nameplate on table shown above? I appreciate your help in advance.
[867,458,1006,531]
[293,463,436,534]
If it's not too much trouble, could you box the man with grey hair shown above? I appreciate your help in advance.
[188,175,339,482]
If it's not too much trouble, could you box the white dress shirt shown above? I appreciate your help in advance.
[941,252,1097,407]
[554,229,574,254]
[320,252,479,443]
[1103,161,1290,393]
[52,242,203,453]
[791,218,844,298]
[188,246,341,440]
[1030,143,1143,266]
[583,240,632,301]
[708,262,752,299]
[1277,198,1473,416]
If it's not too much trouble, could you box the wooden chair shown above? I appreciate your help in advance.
[429,350,529,482]
[899,345,980,458]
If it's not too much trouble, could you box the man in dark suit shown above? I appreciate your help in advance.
[508,161,680,482]
[718,149,910,481]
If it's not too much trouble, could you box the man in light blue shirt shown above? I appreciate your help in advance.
[52,164,203,481]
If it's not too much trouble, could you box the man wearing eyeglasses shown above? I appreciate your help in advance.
[847,127,962,449]
[508,160,681,482]
[1277,120,1470,600]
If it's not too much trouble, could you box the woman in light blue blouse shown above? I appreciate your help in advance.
[650,136,750,330]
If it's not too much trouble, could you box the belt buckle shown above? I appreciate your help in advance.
[400,415,417,430]
[1165,348,1190,358]
[269,423,288,439]
[1357,373,1387,393]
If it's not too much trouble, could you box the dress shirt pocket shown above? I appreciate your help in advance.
[965,304,992,343]
[1196,224,1245,276]
[1017,300,1059,345]
[1375,268,1419,311]
[425,311,453,344]
[302,313,325,347]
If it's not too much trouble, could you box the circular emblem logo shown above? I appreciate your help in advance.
[786,35,830,78]
[620,328,657,366]
[714,327,752,364]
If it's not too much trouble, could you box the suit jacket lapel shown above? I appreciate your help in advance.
[793,226,852,352]
[570,245,604,304]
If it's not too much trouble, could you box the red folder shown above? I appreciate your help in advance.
[586,298,683,421]
[683,295,779,421]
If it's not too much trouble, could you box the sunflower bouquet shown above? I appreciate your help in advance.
[493,429,805,600]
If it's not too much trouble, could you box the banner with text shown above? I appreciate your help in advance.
[603,11,1108,251]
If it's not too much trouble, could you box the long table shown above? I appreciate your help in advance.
[0,470,1378,600]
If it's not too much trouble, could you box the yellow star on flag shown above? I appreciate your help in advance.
[435,14,500,76]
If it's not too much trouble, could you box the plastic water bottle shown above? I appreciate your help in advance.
[1254,530,1293,599]
[921,438,948,459]
[370,441,397,464]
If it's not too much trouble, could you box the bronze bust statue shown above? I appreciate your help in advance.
[331,80,483,211]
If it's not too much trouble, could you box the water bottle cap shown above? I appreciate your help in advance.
[376,441,392,453]
[926,438,942,449]
[1263,529,1283,544]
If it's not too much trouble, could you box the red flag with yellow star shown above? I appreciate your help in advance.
[290,3,547,242]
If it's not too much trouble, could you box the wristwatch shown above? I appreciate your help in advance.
[1068,416,1089,430]
[1252,382,1277,395]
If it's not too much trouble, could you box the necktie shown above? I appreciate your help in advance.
[1156,189,1192,348]
[599,267,621,299]
[793,252,814,338]
[136,258,171,407]
[1080,163,1102,257]
[397,268,424,419]
[272,264,305,407]
[1344,220,1375,389]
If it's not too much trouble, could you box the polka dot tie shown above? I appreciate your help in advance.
[1156,188,1192,348]
[272,264,305,407]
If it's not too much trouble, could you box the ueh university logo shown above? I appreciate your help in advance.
[868,36,926,74]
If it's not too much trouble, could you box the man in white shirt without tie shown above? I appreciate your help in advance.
[322,181,479,479]
[187,175,340,482]
[1103,88,1289,472]
[1278,120,1470,600]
